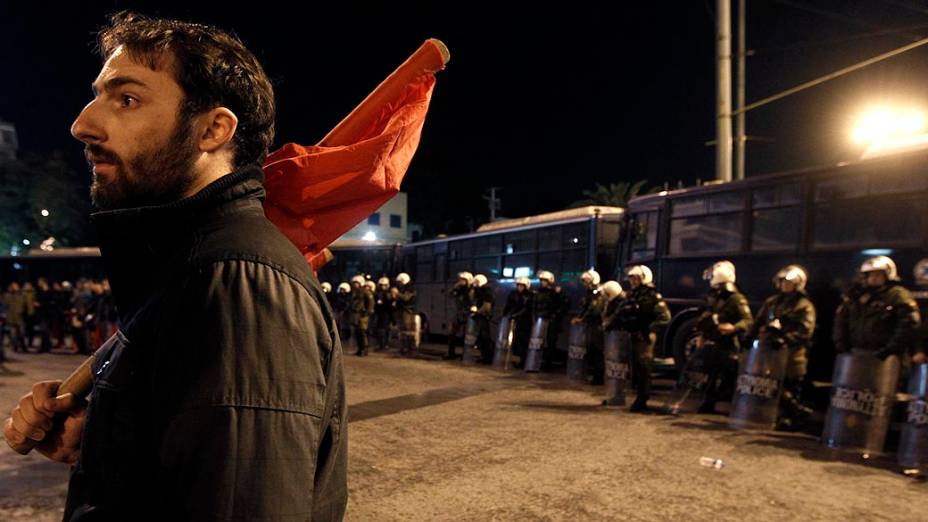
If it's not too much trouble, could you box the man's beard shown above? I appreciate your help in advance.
[87,115,199,211]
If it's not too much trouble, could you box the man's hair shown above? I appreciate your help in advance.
[97,12,275,168]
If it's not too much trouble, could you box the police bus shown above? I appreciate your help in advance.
[621,148,928,382]
[399,206,624,351]
[316,239,402,288]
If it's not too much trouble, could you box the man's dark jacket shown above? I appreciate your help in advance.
[64,166,348,521]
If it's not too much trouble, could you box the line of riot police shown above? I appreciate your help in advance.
[323,253,928,468]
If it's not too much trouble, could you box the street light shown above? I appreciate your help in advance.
[852,106,928,159]
[40,209,49,217]
[852,107,926,144]
[22,239,30,246]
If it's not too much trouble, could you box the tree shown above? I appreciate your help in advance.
[0,153,92,253]
[569,180,653,209]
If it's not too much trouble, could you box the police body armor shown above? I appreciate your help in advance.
[525,317,549,373]
[822,350,900,454]
[462,315,480,365]
[493,316,515,370]
[899,363,928,469]
[567,322,590,382]
[603,330,631,406]
[728,337,790,430]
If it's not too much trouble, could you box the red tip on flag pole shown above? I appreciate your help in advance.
[262,39,449,271]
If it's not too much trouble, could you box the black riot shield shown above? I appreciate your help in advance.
[567,323,590,382]
[899,363,928,469]
[728,338,790,430]
[462,315,480,365]
[822,350,900,455]
[525,317,549,373]
[603,330,631,406]
[493,316,515,370]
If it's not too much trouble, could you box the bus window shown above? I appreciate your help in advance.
[669,191,744,255]
[815,176,867,202]
[504,230,536,254]
[669,214,743,255]
[538,226,562,251]
[561,249,588,281]
[474,235,502,256]
[813,198,925,248]
[474,256,501,279]
[752,207,800,251]
[630,211,658,260]
[502,254,534,278]
[708,191,743,213]
[869,171,928,195]
[537,252,562,276]
[752,183,800,208]
[561,222,589,248]
[449,259,473,279]
[434,254,448,282]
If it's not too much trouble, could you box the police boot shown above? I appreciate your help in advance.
[697,400,718,414]
[629,396,650,413]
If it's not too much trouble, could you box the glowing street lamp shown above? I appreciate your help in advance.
[851,107,927,145]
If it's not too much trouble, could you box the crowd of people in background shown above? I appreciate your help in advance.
[0,277,118,360]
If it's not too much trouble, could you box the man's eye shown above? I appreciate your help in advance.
[120,95,138,108]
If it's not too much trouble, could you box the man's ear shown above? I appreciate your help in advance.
[197,107,238,153]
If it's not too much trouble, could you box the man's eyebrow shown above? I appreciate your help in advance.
[91,76,151,96]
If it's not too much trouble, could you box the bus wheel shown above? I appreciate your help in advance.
[671,316,700,375]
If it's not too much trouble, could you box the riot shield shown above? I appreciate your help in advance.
[728,337,790,430]
[461,315,480,365]
[603,330,631,406]
[567,322,590,382]
[493,316,515,370]
[899,363,928,469]
[822,350,900,455]
[525,317,549,373]
[661,344,711,415]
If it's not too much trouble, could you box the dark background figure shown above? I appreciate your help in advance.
[694,261,754,414]
[34,277,55,352]
[335,282,352,344]
[21,282,37,351]
[3,282,26,354]
[471,274,495,364]
[445,271,474,360]
[533,270,567,371]
[504,276,534,369]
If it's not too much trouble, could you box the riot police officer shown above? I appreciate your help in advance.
[534,270,567,370]
[572,270,606,384]
[320,282,333,309]
[834,256,920,363]
[349,275,375,356]
[747,265,816,428]
[373,277,395,352]
[445,272,475,360]
[504,276,534,369]
[471,274,495,364]
[393,273,418,354]
[694,260,753,414]
[620,265,671,412]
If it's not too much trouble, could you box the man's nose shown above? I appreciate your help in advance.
[70,99,105,145]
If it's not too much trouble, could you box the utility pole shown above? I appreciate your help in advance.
[483,187,502,221]
[735,0,746,181]
[717,0,733,182]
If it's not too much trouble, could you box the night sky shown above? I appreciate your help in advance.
[3,1,928,237]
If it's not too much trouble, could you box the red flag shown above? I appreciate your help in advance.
[262,39,448,267]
